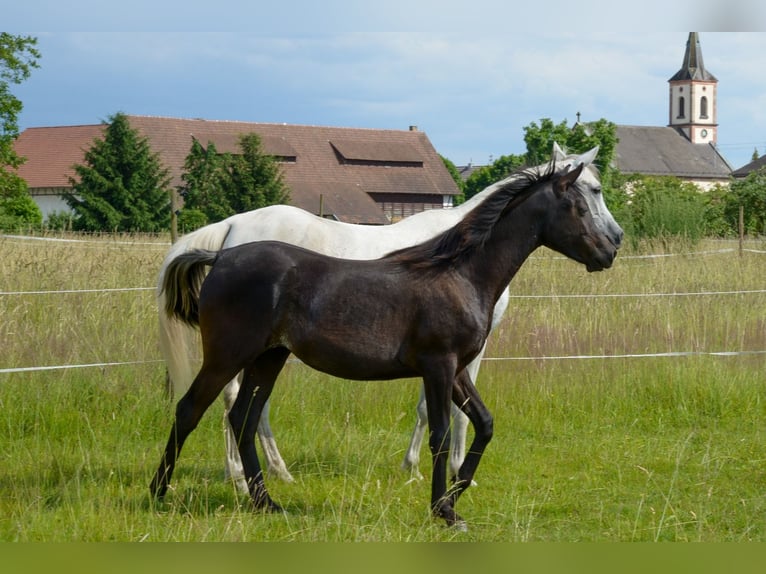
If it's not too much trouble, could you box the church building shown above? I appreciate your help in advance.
[611,32,732,189]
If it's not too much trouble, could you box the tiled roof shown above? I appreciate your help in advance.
[14,115,459,224]
[14,124,105,188]
[731,154,766,178]
[613,125,731,179]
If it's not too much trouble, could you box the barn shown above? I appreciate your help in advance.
[13,115,460,225]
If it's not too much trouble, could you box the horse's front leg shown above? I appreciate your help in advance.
[449,369,493,501]
[422,361,464,528]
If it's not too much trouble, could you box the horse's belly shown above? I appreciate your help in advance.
[296,348,415,381]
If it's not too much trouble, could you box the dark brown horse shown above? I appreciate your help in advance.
[149,161,622,529]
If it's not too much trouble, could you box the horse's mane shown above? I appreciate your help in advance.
[387,161,559,271]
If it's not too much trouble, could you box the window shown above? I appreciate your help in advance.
[677,96,685,119]
[700,96,709,119]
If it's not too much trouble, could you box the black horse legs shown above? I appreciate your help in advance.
[422,365,493,528]
[226,348,290,512]
[150,362,238,499]
[450,369,494,497]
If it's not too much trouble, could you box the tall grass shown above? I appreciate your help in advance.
[0,234,764,541]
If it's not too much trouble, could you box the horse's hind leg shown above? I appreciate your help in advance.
[257,399,295,482]
[401,385,428,481]
[222,375,248,493]
[150,362,239,499]
[228,347,290,512]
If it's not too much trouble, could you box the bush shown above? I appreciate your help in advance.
[617,175,708,247]
[177,208,208,233]
[0,169,42,230]
[44,210,75,231]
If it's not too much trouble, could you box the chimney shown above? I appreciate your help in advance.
[409,125,418,131]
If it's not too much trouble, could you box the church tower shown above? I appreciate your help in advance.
[668,32,718,144]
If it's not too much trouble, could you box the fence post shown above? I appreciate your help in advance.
[739,204,744,257]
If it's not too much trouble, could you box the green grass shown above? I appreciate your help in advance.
[1,234,764,540]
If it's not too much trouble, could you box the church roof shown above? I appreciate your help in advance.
[613,125,731,180]
[669,32,717,82]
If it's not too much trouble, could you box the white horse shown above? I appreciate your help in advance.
[158,143,610,492]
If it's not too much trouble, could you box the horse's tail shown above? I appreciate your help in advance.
[161,248,218,327]
[157,220,232,398]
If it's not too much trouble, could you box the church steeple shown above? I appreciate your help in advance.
[670,32,717,82]
[668,33,718,144]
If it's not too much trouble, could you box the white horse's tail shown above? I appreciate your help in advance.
[158,219,233,398]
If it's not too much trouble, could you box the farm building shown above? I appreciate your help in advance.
[12,116,460,225]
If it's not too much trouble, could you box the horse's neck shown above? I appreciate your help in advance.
[462,199,542,306]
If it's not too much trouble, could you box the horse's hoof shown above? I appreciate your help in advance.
[452,520,469,533]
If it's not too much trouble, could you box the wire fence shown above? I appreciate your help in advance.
[2,282,764,375]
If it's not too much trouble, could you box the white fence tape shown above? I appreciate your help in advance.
[1,233,169,246]
[0,287,154,296]
[0,360,165,374]
[2,351,763,376]
[483,350,766,361]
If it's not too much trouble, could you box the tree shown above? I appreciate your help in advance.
[462,153,526,202]
[440,155,465,204]
[0,33,42,229]
[523,117,618,174]
[64,113,171,232]
[725,167,766,236]
[180,138,230,225]
[0,169,41,229]
[224,133,289,213]
[179,133,289,229]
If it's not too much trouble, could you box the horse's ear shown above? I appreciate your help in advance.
[575,145,599,167]
[552,141,566,161]
[554,162,585,196]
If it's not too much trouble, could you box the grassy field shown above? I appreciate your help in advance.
[0,233,764,541]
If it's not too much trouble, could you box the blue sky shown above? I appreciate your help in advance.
[8,2,766,170]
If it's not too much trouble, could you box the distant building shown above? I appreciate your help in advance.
[611,32,732,189]
[731,154,766,179]
[13,116,459,224]
[459,33,734,189]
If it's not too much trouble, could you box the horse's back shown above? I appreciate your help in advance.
[221,203,468,260]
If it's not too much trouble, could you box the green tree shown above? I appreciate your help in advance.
[180,138,230,225]
[224,133,289,213]
[462,153,526,202]
[179,133,289,229]
[0,169,42,229]
[0,33,42,229]
[523,118,574,166]
[725,167,766,236]
[523,117,618,187]
[440,155,465,204]
[64,113,171,232]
